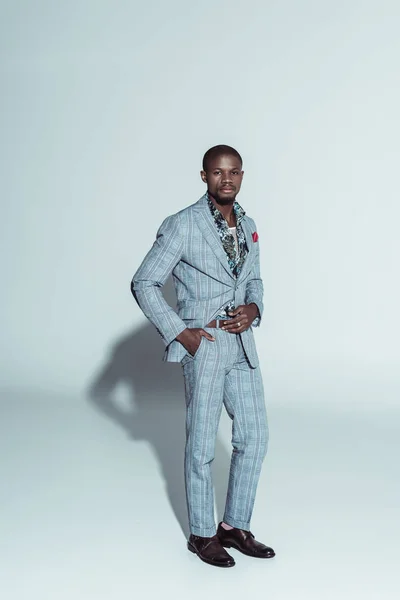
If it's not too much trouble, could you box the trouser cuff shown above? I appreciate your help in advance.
[190,523,217,537]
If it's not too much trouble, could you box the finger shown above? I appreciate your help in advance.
[227,305,244,316]
[222,313,248,326]
[222,317,249,331]
[200,329,215,341]
[223,315,243,325]
[230,320,251,334]
[225,324,248,334]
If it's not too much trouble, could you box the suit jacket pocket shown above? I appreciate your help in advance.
[190,335,205,359]
[182,335,207,363]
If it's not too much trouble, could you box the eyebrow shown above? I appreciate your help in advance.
[211,166,241,170]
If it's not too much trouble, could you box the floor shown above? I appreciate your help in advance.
[1,363,399,600]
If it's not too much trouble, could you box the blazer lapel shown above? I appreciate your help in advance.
[237,216,256,283]
[193,195,235,280]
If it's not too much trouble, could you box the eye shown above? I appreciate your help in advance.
[213,170,221,175]
[232,171,239,175]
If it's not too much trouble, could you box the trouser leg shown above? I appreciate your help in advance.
[222,355,268,530]
[181,333,226,537]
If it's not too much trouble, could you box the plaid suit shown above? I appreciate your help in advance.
[131,194,268,535]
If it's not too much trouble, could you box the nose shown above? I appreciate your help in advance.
[221,172,233,184]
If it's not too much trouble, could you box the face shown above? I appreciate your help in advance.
[200,154,244,205]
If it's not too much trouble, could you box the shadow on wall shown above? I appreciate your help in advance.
[87,278,231,539]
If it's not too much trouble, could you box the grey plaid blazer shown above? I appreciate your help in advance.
[131,194,263,368]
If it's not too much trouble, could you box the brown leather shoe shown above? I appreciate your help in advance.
[217,523,275,559]
[188,534,235,567]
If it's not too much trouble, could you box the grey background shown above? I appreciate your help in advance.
[2,0,399,400]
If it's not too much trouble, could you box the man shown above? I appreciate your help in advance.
[131,145,274,568]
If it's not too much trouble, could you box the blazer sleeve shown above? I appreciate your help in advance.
[245,220,264,327]
[131,213,187,346]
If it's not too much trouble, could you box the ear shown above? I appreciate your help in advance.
[200,170,207,183]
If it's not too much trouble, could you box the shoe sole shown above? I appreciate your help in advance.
[187,542,235,568]
[222,542,275,559]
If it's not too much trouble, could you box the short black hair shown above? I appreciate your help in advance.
[202,145,243,171]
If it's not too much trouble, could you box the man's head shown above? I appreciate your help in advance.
[200,145,244,205]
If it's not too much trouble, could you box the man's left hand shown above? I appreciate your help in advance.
[221,303,259,334]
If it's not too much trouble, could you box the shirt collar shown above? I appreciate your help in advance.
[207,193,246,226]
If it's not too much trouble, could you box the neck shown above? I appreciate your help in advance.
[208,193,236,226]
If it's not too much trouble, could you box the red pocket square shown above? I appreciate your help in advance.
[252,231,259,242]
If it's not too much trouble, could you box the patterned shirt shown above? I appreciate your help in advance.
[207,194,248,278]
[207,193,249,318]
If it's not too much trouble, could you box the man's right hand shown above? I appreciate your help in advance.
[176,327,215,356]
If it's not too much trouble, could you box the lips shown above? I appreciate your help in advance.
[220,187,234,192]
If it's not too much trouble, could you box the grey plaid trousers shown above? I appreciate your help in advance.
[182,327,268,537]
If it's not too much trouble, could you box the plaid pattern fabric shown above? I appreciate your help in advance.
[131,194,267,536]
[182,326,268,536]
[131,194,263,367]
